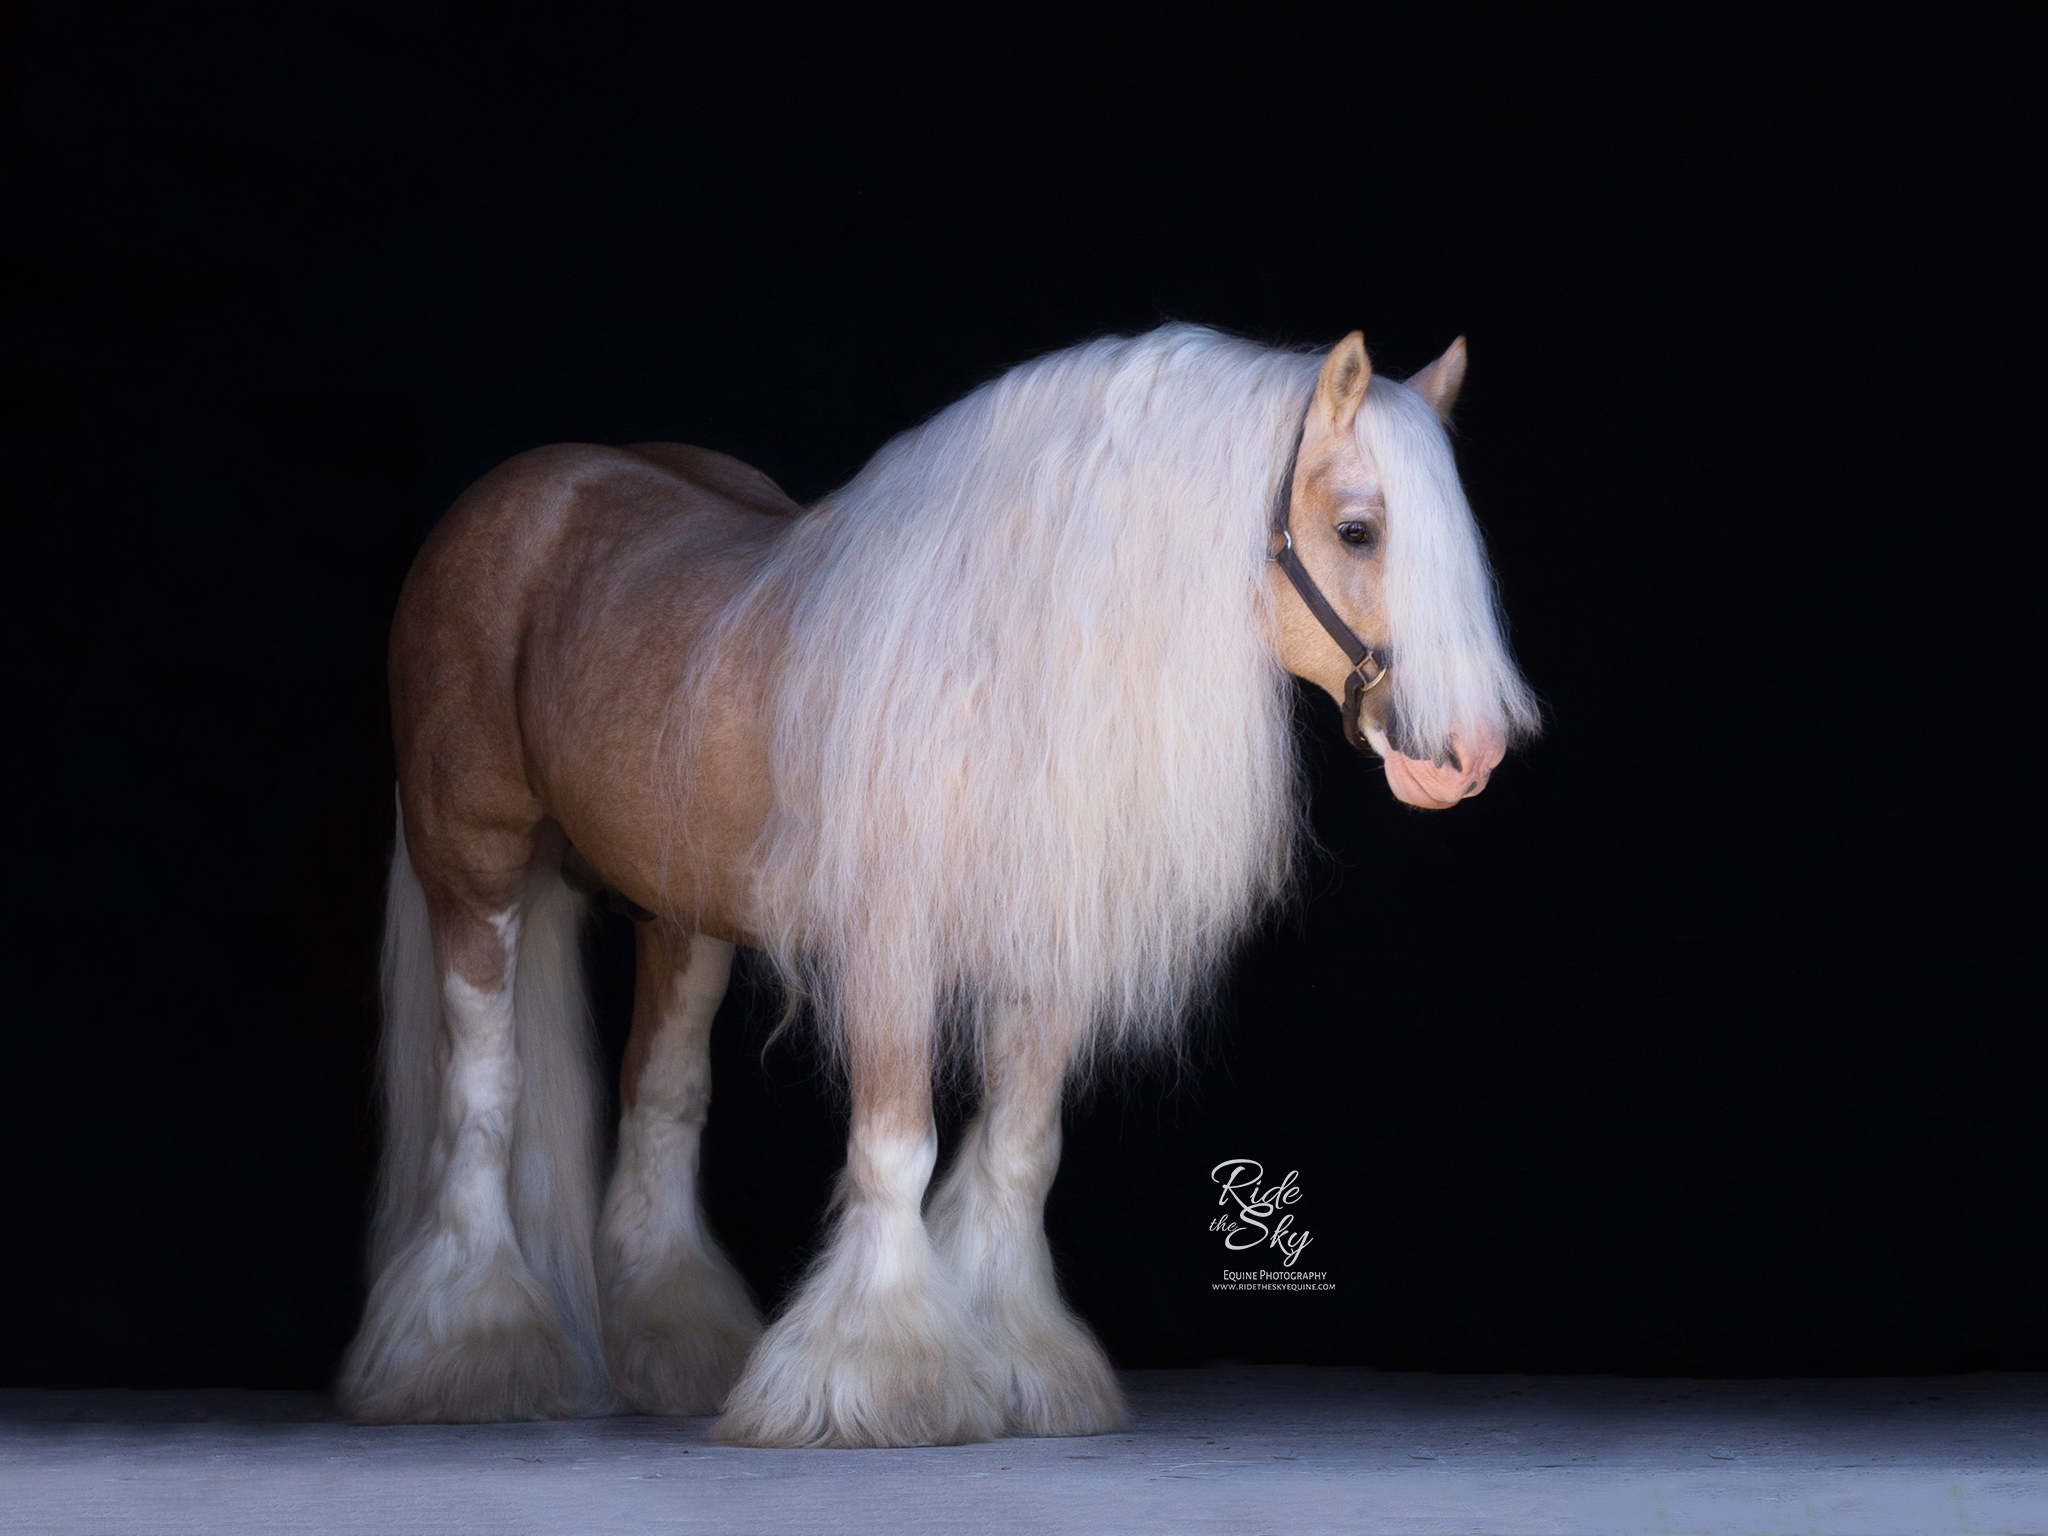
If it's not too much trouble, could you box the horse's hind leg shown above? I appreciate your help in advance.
[341,812,604,1423]
[715,979,1004,1448]
[598,925,762,1413]
[926,1004,1128,1437]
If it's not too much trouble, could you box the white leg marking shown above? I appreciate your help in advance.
[598,935,761,1414]
[927,1014,1128,1438]
[716,1119,1005,1447]
[341,908,582,1423]
[437,965,521,1254]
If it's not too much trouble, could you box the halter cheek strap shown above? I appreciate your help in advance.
[1268,409,1390,754]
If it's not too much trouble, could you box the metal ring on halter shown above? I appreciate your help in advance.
[1353,657,1388,695]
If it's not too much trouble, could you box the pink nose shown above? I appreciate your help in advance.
[1382,731,1504,810]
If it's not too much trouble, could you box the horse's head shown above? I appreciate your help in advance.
[1270,333,1538,809]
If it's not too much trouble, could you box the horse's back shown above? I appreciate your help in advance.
[619,443,804,520]
[401,442,796,611]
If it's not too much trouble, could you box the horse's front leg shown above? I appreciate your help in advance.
[926,1005,1129,1437]
[598,926,762,1413]
[714,985,1004,1447]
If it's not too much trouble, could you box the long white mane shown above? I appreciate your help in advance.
[691,323,1531,1064]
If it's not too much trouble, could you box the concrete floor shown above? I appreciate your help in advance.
[3,1367,2044,1535]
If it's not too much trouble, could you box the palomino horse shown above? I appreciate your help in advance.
[339,324,1537,1447]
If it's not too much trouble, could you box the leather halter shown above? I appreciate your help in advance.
[1268,408,1390,754]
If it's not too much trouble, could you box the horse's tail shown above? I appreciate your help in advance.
[357,802,610,1413]
[362,804,440,1286]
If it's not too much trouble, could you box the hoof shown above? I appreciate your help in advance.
[997,1318,1129,1438]
[340,1239,589,1424]
[712,1271,1003,1447]
[604,1255,763,1416]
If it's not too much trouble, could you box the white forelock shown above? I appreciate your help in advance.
[1361,375,1541,759]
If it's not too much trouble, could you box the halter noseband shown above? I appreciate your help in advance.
[1268,407,1390,754]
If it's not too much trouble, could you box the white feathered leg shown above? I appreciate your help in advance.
[927,1004,1128,1437]
[715,977,1004,1448]
[598,927,762,1414]
[341,886,586,1423]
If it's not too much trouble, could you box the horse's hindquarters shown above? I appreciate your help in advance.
[389,442,790,942]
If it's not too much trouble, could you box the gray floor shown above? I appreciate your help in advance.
[3,1367,2045,1535]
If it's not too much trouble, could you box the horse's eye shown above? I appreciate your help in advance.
[1338,521,1376,548]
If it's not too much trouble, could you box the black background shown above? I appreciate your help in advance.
[5,5,2036,1391]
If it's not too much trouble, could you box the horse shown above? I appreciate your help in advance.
[337,323,1538,1448]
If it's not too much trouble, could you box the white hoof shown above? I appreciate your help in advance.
[604,1253,763,1416]
[995,1313,1129,1438]
[712,1218,1004,1447]
[340,1236,589,1423]
[715,1305,1004,1447]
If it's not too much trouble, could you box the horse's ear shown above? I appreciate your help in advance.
[1314,332,1373,433]
[1408,337,1468,422]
